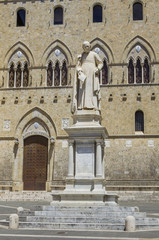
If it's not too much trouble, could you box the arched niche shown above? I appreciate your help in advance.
[90,38,114,63]
[4,41,34,68]
[42,40,73,66]
[12,108,56,191]
[121,36,156,63]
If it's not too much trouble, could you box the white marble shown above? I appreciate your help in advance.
[72,41,103,113]
[96,140,103,177]
[68,140,74,177]
[75,143,94,178]
[52,42,117,206]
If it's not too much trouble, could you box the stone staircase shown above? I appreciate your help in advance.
[1,204,159,231]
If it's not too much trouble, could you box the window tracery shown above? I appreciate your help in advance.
[102,60,108,84]
[61,61,67,86]
[54,62,60,86]
[92,46,109,84]
[136,58,142,84]
[8,51,29,88]
[46,48,68,87]
[127,45,150,84]
[16,63,22,87]
[9,63,15,87]
[143,58,149,83]
[47,62,53,86]
[128,58,134,84]
[23,63,29,87]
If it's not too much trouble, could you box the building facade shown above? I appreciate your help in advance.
[0,0,159,193]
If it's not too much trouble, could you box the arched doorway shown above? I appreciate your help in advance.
[23,135,48,190]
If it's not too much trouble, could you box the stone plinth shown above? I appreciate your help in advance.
[51,110,118,205]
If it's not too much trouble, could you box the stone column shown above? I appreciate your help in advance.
[8,71,10,88]
[60,66,62,86]
[52,66,55,86]
[96,140,102,177]
[142,63,144,84]
[14,68,17,88]
[134,63,136,84]
[21,67,24,87]
[68,140,74,177]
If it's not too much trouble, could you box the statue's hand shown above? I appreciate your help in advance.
[94,67,99,74]
[77,54,82,60]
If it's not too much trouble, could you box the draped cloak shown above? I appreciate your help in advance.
[72,51,103,113]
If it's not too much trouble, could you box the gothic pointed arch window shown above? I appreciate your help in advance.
[92,46,109,84]
[128,59,134,84]
[93,4,103,23]
[8,51,29,88]
[136,58,142,83]
[47,62,53,86]
[143,58,150,83]
[23,63,29,87]
[102,59,108,84]
[61,61,67,86]
[16,63,22,87]
[133,2,143,21]
[135,110,144,132]
[9,63,15,87]
[17,9,26,27]
[54,62,60,86]
[46,48,68,87]
[54,7,63,25]
[127,45,151,84]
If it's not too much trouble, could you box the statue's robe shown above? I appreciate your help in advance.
[72,51,103,113]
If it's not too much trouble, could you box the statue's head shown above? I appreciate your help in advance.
[82,41,91,53]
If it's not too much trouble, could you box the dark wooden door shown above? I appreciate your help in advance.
[23,136,48,190]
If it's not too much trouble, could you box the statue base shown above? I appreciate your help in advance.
[51,110,118,205]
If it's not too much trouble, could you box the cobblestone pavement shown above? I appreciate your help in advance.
[0,201,159,240]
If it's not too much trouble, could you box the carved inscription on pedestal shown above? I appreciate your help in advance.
[75,143,94,177]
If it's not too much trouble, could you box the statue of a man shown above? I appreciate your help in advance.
[72,41,103,113]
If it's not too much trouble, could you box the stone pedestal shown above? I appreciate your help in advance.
[51,110,118,205]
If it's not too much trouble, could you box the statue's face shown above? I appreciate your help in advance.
[83,42,91,53]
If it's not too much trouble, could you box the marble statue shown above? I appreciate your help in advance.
[72,41,103,113]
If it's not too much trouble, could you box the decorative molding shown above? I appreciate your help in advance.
[23,131,49,139]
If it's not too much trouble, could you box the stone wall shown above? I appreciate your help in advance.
[105,138,159,184]
[0,0,159,192]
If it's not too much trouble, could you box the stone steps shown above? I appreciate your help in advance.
[33,205,138,212]
[18,216,159,224]
[1,217,159,231]
[19,210,146,218]
[17,221,159,231]
[1,203,159,231]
